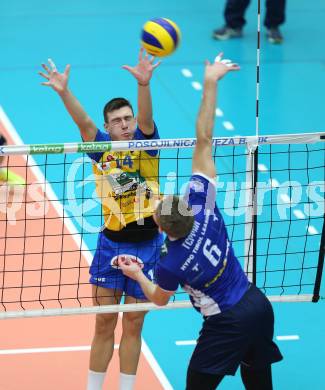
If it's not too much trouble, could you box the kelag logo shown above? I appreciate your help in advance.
[30,144,64,154]
[77,142,111,153]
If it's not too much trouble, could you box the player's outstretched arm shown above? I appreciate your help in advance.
[192,53,240,178]
[122,48,161,136]
[39,59,97,142]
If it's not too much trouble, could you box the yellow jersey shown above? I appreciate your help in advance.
[88,127,160,231]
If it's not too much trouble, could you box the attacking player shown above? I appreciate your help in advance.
[119,53,283,390]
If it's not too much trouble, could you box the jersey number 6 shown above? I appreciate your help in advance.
[203,238,221,267]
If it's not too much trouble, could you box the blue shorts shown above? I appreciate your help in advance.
[189,284,283,376]
[90,231,164,299]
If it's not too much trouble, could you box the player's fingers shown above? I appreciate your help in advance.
[214,52,224,62]
[122,65,132,71]
[221,59,232,64]
[41,63,51,73]
[120,255,131,265]
[139,47,145,60]
[41,81,51,87]
[64,64,71,77]
[38,71,50,80]
[48,58,57,72]
[152,60,162,69]
[122,65,137,77]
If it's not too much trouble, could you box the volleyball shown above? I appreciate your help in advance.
[141,17,181,57]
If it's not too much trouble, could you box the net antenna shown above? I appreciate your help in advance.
[244,0,262,283]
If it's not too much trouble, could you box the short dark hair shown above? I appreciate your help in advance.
[155,195,194,239]
[103,98,134,123]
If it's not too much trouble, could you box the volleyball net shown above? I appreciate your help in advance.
[0,132,324,319]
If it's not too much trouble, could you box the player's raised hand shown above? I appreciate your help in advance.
[205,52,240,82]
[122,47,161,86]
[39,58,71,94]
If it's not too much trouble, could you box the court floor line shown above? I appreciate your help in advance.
[0,105,173,390]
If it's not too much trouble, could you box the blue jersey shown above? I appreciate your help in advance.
[155,173,249,316]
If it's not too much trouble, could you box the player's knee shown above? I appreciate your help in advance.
[122,312,146,337]
[94,313,118,339]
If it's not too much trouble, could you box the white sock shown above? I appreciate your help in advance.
[119,373,136,390]
[87,370,106,390]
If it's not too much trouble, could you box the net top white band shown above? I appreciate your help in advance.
[0,132,324,156]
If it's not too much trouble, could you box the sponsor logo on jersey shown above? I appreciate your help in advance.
[100,162,111,171]
[160,242,169,258]
[111,254,144,269]
[93,277,107,283]
[106,154,115,162]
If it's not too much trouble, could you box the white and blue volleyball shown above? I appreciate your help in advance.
[141,18,181,57]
